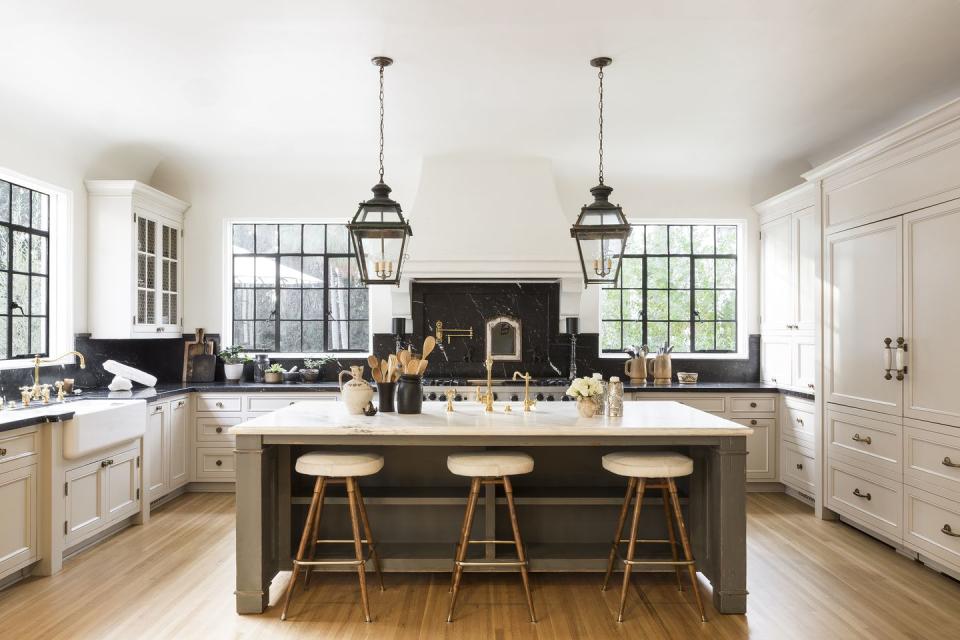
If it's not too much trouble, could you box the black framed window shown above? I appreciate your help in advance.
[0,179,50,359]
[600,224,738,354]
[231,223,369,353]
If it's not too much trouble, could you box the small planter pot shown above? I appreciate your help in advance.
[396,375,423,414]
[223,362,245,382]
[264,371,283,384]
[576,396,600,418]
[301,368,320,383]
[377,381,396,412]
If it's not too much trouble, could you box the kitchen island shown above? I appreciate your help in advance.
[230,400,752,615]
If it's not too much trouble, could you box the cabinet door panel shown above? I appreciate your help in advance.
[0,465,37,575]
[793,334,817,393]
[105,449,140,522]
[761,216,794,334]
[825,218,902,415]
[169,398,189,488]
[794,207,819,332]
[761,336,792,386]
[65,461,105,546]
[145,405,166,500]
[733,418,776,480]
[904,201,960,427]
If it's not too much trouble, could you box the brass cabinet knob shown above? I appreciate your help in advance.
[215,427,223,434]
[216,401,224,408]
[0,448,6,456]
[750,402,757,408]
[750,419,757,425]
[796,463,803,470]
[215,459,223,467]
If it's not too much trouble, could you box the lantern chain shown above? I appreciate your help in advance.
[597,64,604,186]
[378,61,385,182]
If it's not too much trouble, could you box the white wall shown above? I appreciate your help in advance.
[166,157,759,346]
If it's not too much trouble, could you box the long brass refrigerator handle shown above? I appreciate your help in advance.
[882,338,893,380]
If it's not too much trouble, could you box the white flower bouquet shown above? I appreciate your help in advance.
[565,376,603,399]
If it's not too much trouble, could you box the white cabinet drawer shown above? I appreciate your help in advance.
[195,448,235,480]
[781,442,815,494]
[904,423,960,502]
[827,460,902,540]
[782,398,816,444]
[729,396,776,413]
[195,395,242,413]
[195,417,241,443]
[0,428,39,468]
[827,407,901,480]
[244,395,335,413]
[675,397,725,413]
[903,486,960,572]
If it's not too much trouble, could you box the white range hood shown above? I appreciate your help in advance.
[386,154,585,327]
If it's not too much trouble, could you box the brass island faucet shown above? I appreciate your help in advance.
[30,351,86,402]
[477,355,495,413]
[512,371,536,412]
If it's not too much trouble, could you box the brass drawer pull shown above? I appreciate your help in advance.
[796,417,804,426]
[796,463,803,470]
[215,427,223,434]
[0,447,6,456]
[942,524,960,538]
[943,457,960,469]
[101,459,115,468]
[852,488,871,501]
[852,433,872,445]
[216,401,224,409]
[215,459,223,467]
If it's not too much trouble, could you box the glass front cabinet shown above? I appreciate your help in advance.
[87,180,190,339]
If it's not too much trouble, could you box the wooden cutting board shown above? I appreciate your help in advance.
[183,328,216,381]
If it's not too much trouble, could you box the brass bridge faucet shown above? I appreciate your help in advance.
[31,351,86,402]
[512,370,536,412]
[477,355,495,413]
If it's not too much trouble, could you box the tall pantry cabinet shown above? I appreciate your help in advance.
[814,99,960,579]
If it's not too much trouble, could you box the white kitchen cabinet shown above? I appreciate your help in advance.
[86,180,189,339]
[760,213,794,336]
[902,200,960,428]
[145,403,167,500]
[64,447,141,548]
[0,464,38,577]
[146,396,190,502]
[168,397,189,489]
[824,217,902,416]
[756,183,819,391]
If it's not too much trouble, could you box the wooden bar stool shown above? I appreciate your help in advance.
[281,451,385,623]
[600,451,706,624]
[446,451,537,623]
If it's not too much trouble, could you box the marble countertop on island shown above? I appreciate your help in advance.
[230,400,753,438]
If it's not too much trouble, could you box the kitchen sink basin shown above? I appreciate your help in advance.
[61,399,147,460]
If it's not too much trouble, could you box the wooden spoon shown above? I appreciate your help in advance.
[380,360,389,382]
[398,350,411,367]
[387,354,398,381]
[371,366,382,383]
[422,336,436,360]
[367,354,379,372]
[405,359,420,375]
[417,359,429,376]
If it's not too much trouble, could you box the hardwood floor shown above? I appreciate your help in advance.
[1,492,957,639]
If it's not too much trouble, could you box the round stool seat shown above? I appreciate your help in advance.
[447,451,534,477]
[295,451,384,477]
[602,451,693,478]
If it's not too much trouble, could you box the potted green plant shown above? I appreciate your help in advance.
[264,363,285,384]
[219,345,251,382]
[301,357,331,383]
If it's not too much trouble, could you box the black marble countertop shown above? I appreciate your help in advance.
[76,381,342,402]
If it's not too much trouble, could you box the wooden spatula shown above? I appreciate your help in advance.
[422,336,436,360]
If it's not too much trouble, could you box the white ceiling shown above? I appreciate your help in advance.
[4,0,960,194]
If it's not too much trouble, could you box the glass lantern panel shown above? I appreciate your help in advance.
[356,204,405,225]
[575,235,624,281]
[356,234,405,282]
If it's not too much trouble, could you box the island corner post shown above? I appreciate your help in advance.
[233,430,748,616]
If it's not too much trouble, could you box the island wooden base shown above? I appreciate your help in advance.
[235,434,748,615]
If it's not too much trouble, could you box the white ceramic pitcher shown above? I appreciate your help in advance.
[339,365,375,414]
